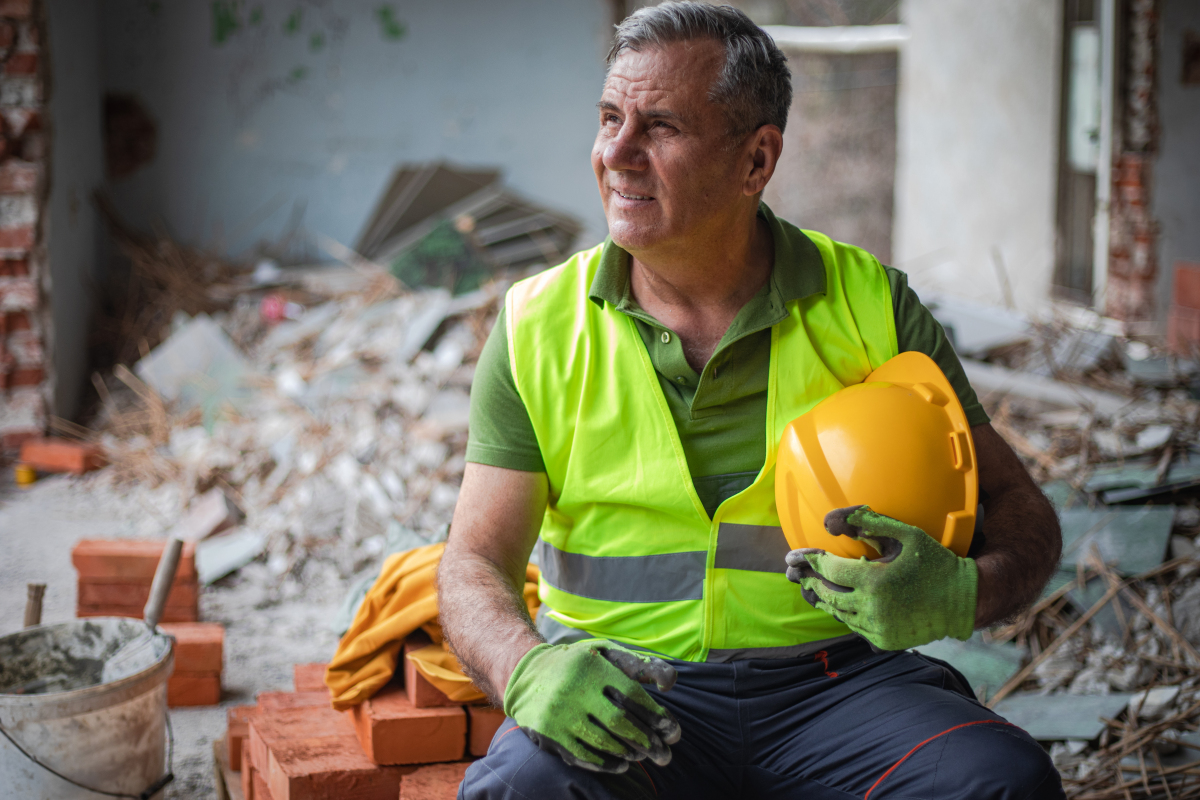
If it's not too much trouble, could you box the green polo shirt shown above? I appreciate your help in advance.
[466,206,988,516]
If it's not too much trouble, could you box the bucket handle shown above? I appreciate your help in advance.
[0,709,174,799]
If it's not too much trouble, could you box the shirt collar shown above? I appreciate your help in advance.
[587,202,826,310]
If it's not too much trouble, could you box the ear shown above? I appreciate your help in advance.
[743,124,783,197]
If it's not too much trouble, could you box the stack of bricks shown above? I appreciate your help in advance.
[1168,263,1200,356]
[160,622,224,707]
[71,539,200,622]
[228,643,506,799]
[0,0,47,450]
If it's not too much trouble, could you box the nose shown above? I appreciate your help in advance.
[602,120,647,173]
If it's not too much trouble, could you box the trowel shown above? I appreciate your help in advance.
[101,537,183,684]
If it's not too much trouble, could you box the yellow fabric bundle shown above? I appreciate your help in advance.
[324,542,539,710]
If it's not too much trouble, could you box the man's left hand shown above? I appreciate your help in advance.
[785,505,978,650]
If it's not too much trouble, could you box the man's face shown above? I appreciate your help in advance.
[592,40,750,254]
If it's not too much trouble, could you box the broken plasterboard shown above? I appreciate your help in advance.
[915,633,1025,702]
[993,692,1134,741]
[1058,505,1175,576]
[960,359,1132,417]
[135,314,254,421]
[922,293,1030,357]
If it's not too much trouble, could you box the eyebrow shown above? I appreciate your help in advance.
[596,100,684,123]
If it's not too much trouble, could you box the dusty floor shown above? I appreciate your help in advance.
[0,472,344,799]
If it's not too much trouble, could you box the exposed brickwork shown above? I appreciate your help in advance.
[1106,0,1159,324]
[0,0,44,446]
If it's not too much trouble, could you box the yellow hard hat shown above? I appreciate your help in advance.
[776,351,978,560]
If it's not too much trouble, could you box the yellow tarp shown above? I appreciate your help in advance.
[324,542,539,710]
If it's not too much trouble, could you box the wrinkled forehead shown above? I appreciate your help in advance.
[601,38,726,104]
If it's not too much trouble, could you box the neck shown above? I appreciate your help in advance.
[627,210,773,316]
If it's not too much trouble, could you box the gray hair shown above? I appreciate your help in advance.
[607,2,792,137]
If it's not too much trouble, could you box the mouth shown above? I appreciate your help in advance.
[612,189,654,202]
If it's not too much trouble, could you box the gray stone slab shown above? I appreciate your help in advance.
[994,693,1134,741]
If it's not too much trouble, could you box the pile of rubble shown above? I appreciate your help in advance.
[922,295,1200,799]
[73,260,506,616]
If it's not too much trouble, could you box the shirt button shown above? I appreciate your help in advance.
[661,331,671,344]
[676,376,686,383]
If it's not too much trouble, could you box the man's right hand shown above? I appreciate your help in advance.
[503,639,682,773]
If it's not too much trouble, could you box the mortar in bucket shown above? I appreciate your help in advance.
[0,617,174,799]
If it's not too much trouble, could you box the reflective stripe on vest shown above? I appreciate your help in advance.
[538,522,792,603]
[508,211,898,661]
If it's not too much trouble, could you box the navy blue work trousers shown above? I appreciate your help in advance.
[459,639,1063,799]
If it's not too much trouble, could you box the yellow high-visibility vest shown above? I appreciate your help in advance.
[506,217,898,661]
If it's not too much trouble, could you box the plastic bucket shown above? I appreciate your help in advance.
[0,618,174,799]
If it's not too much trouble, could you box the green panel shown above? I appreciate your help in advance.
[994,693,1133,741]
[1058,506,1175,575]
[915,632,1025,702]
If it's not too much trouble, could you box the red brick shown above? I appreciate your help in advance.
[0,225,33,251]
[0,0,31,19]
[6,308,29,327]
[3,51,34,75]
[159,622,223,672]
[466,705,505,757]
[0,22,13,50]
[254,770,275,800]
[77,578,199,609]
[348,681,465,765]
[227,705,257,771]
[71,539,198,581]
[20,438,104,473]
[167,671,221,707]
[9,365,42,386]
[293,663,328,693]
[1168,305,1200,356]
[243,741,256,799]
[0,159,35,192]
[1174,263,1200,311]
[76,604,199,623]
[404,636,457,709]
[249,707,409,800]
[257,691,328,712]
[399,762,470,799]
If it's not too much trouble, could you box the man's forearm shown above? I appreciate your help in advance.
[437,549,544,706]
[973,483,1061,628]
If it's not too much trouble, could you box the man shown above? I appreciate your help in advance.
[439,4,1063,798]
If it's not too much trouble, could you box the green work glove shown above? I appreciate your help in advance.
[504,640,682,773]
[785,505,978,651]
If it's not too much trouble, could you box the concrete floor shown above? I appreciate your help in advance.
[0,471,343,799]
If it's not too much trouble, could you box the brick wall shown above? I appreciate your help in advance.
[0,0,44,450]
[1106,0,1160,324]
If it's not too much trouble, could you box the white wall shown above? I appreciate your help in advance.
[1154,0,1200,318]
[99,0,613,258]
[46,0,105,419]
[893,0,1062,315]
